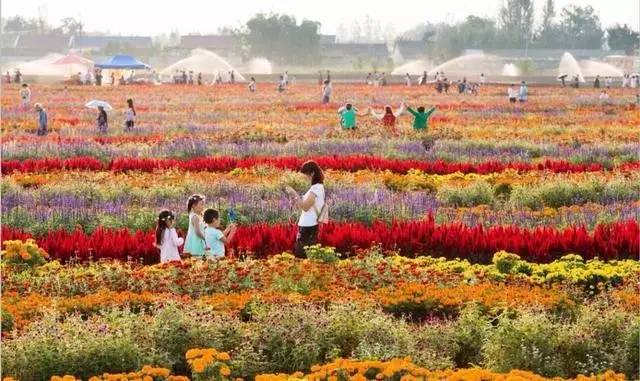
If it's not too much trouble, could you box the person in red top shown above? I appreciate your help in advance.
[369,102,405,135]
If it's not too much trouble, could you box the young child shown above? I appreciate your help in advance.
[203,209,237,259]
[155,210,184,263]
[184,194,207,258]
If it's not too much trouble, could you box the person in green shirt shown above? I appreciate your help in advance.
[406,104,436,131]
[337,103,366,130]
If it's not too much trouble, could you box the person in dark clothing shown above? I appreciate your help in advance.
[97,106,108,134]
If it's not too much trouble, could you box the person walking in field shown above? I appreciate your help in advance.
[248,77,256,92]
[518,81,528,103]
[20,83,31,110]
[322,80,332,104]
[124,99,136,131]
[97,105,108,134]
[507,84,518,104]
[34,103,48,136]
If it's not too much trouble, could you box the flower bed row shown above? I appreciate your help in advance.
[3,136,638,164]
[2,281,584,330]
[2,302,637,380]
[4,247,638,297]
[3,155,626,175]
[2,218,637,264]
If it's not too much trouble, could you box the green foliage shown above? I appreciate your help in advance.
[437,181,493,207]
[499,0,535,48]
[243,13,320,65]
[560,307,631,377]
[1,311,164,381]
[1,303,637,380]
[451,305,491,367]
[607,24,640,55]
[483,312,563,376]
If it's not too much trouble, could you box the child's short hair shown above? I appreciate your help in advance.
[417,106,425,113]
[203,209,219,223]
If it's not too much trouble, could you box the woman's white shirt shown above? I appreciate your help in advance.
[298,183,325,226]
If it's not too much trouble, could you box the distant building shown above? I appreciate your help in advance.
[321,43,389,69]
[319,35,336,45]
[70,35,153,51]
[392,40,428,63]
[13,34,71,56]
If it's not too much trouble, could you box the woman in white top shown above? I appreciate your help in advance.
[285,160,325,258]
[507,84,518,103]
[20,83,31,109]
[322,80,332,104]
[124,98,136,131]
[154,210,184,263]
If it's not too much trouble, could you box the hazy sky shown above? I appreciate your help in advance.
[2,0,638,36]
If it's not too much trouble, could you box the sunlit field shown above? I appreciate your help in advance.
[1,82,639,380]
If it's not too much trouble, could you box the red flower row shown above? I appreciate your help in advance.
[2,218,637,264]
[2,155,626,175]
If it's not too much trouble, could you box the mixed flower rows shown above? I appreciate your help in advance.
[1,83,639,380]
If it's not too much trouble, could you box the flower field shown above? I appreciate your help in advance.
[1,83,639,380]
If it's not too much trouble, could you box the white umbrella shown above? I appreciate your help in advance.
[85,100,113,111]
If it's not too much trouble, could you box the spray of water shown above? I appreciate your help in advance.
[579,60,623,77]
[501,63,521,76]
[246,57,273,74]
[558,52,585,82]
[391,60,431,75]
[160,49,245,81]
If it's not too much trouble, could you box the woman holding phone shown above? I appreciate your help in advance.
[285,160,326,258]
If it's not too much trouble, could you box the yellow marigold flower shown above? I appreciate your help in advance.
[192,358,206,373]
[202,352,214,364]
[62,376,76,381]
[292,372,304,378]
[186,348,201,360]
[143,376,153,381]
[311,365,321,372]
[220,366,232,376]
[20,250,31,260]
[51,377,63,381]
[155,368,170,377]
[217,352,231,361]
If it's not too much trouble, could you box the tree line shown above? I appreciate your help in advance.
[2,0,638,65]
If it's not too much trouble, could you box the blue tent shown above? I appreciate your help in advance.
[95,55,150,69]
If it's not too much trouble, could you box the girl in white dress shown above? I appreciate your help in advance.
[155,210,184,263]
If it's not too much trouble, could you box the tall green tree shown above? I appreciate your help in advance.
[498,0,535,48]
[55,17,84,36]
[244,13,320,65]
[2,16,43,34]
[606,24,639,54]
[534,0,563,48]
[558,5,604,49]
